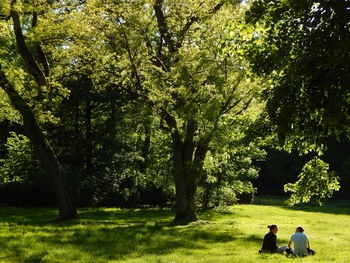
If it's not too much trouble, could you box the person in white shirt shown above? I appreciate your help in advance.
[288,226,314,256]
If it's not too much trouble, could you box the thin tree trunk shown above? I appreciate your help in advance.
[84,99,92,178]
[215,173,223,207]
[73,99,80,154]
[140,120,151,174]
[202,175,212,210]
[140,133,151,174]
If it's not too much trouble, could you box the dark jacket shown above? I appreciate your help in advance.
[261,232,278,253]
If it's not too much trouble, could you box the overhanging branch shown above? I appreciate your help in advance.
[153,0,176,53]
[10,8,48,90]
[32,12,51,78]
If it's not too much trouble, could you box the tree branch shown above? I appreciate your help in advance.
[230,96,254,119]
[141,29,169,72]
[153,0,176,53]
[118,18,143,91]
[221,88,253,116]
[209,2,225,15]
[159,115,172,133]
[191,138,209,182]
[206,88,254,142]
[162,109,178,133]
[0,65,45,145]
[175,16,199,50]
[0,14,11,20]
[183,119,197,167]
[175,1,225,50]
[32,11,51,78]
[10,9,48,90]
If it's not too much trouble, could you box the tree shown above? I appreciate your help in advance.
[0,0,77,219]
[224,0,350,204]
[85,0,263,223]
[241,0,350,146]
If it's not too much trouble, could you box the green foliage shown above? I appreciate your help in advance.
[222,0,349,206]
[0,91,20,123]
[198,144,263,208]
[77,0,265,213]
[238,0,350,145]
[284,157,340,206]
[197,115,266,208]
[0,0,264,211]
[0,132,40,183]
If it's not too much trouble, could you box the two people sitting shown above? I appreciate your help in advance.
[259,224,316,257]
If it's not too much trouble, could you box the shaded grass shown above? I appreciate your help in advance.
[0,197,349,262]
[255,194,350,215]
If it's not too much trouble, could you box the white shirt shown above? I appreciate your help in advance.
[290,232,309,256]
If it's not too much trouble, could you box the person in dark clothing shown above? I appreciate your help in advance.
[259,225,288,254]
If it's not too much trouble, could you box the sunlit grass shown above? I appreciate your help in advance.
[0,196,349,262]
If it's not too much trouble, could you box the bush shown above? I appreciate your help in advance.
[236,191,254,204]
[0,132,56,206]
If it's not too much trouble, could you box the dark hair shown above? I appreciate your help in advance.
[296,226,304,232]
[267,225,277,231]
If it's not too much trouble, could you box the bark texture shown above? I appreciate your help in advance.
[167,120,209,224]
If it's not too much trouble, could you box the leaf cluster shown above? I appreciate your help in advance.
[233,0,350,146]
[284,157,340,206]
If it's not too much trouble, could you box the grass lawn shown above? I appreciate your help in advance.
[0,196,349,263]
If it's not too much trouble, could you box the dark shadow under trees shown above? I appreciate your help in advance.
[0,207,239,262]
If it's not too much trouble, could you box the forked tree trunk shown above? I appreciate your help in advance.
[0,69,77,220]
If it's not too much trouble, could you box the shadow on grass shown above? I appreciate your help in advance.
[244,234,261,243]
[283,198,350,216]
[0,207,240,262]
[253,195,289,206]
[0,206,235,227]
[254,195,350,216]
[59,224,237,259]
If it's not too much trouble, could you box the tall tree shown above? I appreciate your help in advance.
[86,0,262,223]
[223,0,349,204]
[0,0,77,219]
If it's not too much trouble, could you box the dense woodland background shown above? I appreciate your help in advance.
[1,121,350,207]
[0,0,349,222]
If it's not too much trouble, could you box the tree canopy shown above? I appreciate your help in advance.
[241,0,350,147]
[0,0,348,219]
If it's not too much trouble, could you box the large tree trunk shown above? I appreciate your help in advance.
[0,69,77,220]
[170,121,209,224]
[172,140,198,223]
